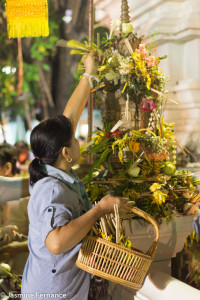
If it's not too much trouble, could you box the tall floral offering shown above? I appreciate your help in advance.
[67,2,200,221]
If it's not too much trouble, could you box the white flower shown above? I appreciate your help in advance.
[109,19,122,39]
[105,70,120,85]
[115,52,132,75]
[111,19,121,32]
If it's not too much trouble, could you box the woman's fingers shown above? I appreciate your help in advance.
[82,52,98,75]
[119,197,129,205]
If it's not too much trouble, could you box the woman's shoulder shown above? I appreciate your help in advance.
[29,176,75,209]
[33,176,68,191]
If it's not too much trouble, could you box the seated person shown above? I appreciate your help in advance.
[0,143,29,274]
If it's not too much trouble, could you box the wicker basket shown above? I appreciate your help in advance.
[76,207,159,290]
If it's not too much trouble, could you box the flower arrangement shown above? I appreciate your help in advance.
[66,19,167,116]
[82,123,200,221]
[65,5,200,221]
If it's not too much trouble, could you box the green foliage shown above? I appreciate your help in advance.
[0,65,17,108]
[0,1,60,117]
[30,34,59,62]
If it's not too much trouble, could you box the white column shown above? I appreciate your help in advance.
[135,269,200,300]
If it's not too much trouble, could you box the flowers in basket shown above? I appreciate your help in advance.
[91,204,132,250]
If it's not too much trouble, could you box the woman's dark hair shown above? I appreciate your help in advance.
[29,115,73,186]
[0,143,17,175]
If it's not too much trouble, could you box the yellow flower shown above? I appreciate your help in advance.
[94,131,106,144]
[150,182,162,192]
[99,131,105,137]
[132,51,151,89]
[160,118,175,140]
[108,235,113,242]
[152,190,167,206]
[146,74,151,90]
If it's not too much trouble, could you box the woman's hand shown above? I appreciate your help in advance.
[97,194,128,214]
[82,53,98,75]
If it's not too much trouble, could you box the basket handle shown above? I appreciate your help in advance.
[124,206,159,258]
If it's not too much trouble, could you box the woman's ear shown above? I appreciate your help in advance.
[61,147,68,159]
[4,162,13,177]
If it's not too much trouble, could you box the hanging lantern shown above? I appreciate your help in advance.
[6,0,49,38]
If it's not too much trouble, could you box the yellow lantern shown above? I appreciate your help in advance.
[6,0,49,38]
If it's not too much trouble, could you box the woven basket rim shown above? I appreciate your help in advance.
[85,235,153,260]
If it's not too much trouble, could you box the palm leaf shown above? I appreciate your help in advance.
[67,40,90,51]
[70,50,88,55]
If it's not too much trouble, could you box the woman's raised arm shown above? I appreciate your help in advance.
[63,54,97,131]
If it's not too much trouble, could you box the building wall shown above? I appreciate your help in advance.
[94,0,200,155]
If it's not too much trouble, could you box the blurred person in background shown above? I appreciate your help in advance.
[14,141,34,176]
[0,143,29,274]
[0,175,29,203]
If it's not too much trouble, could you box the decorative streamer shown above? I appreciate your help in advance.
[6,0,49,38]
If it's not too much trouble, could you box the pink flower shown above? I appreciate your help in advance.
[139,43,146,50]
[137,44,149,58]
[145,56,158,68]
[141,98,156,112]
[142,49,148,57]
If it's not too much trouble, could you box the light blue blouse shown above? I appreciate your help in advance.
[21,164,92,300]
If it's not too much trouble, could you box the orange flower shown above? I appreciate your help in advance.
[130,141,140,153]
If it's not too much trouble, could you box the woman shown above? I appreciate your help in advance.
[21,55,127,300]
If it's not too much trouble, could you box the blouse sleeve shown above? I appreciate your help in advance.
[33,181,75,243]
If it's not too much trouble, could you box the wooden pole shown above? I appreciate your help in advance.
[17,38,32,130]
[17,38,23,99]
[87,0,94,164]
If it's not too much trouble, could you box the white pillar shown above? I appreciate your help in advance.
[135,269,200,300]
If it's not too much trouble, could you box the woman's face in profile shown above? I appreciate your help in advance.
[68,136,80,163]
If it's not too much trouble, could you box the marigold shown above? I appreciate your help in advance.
[130,141,140,153]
